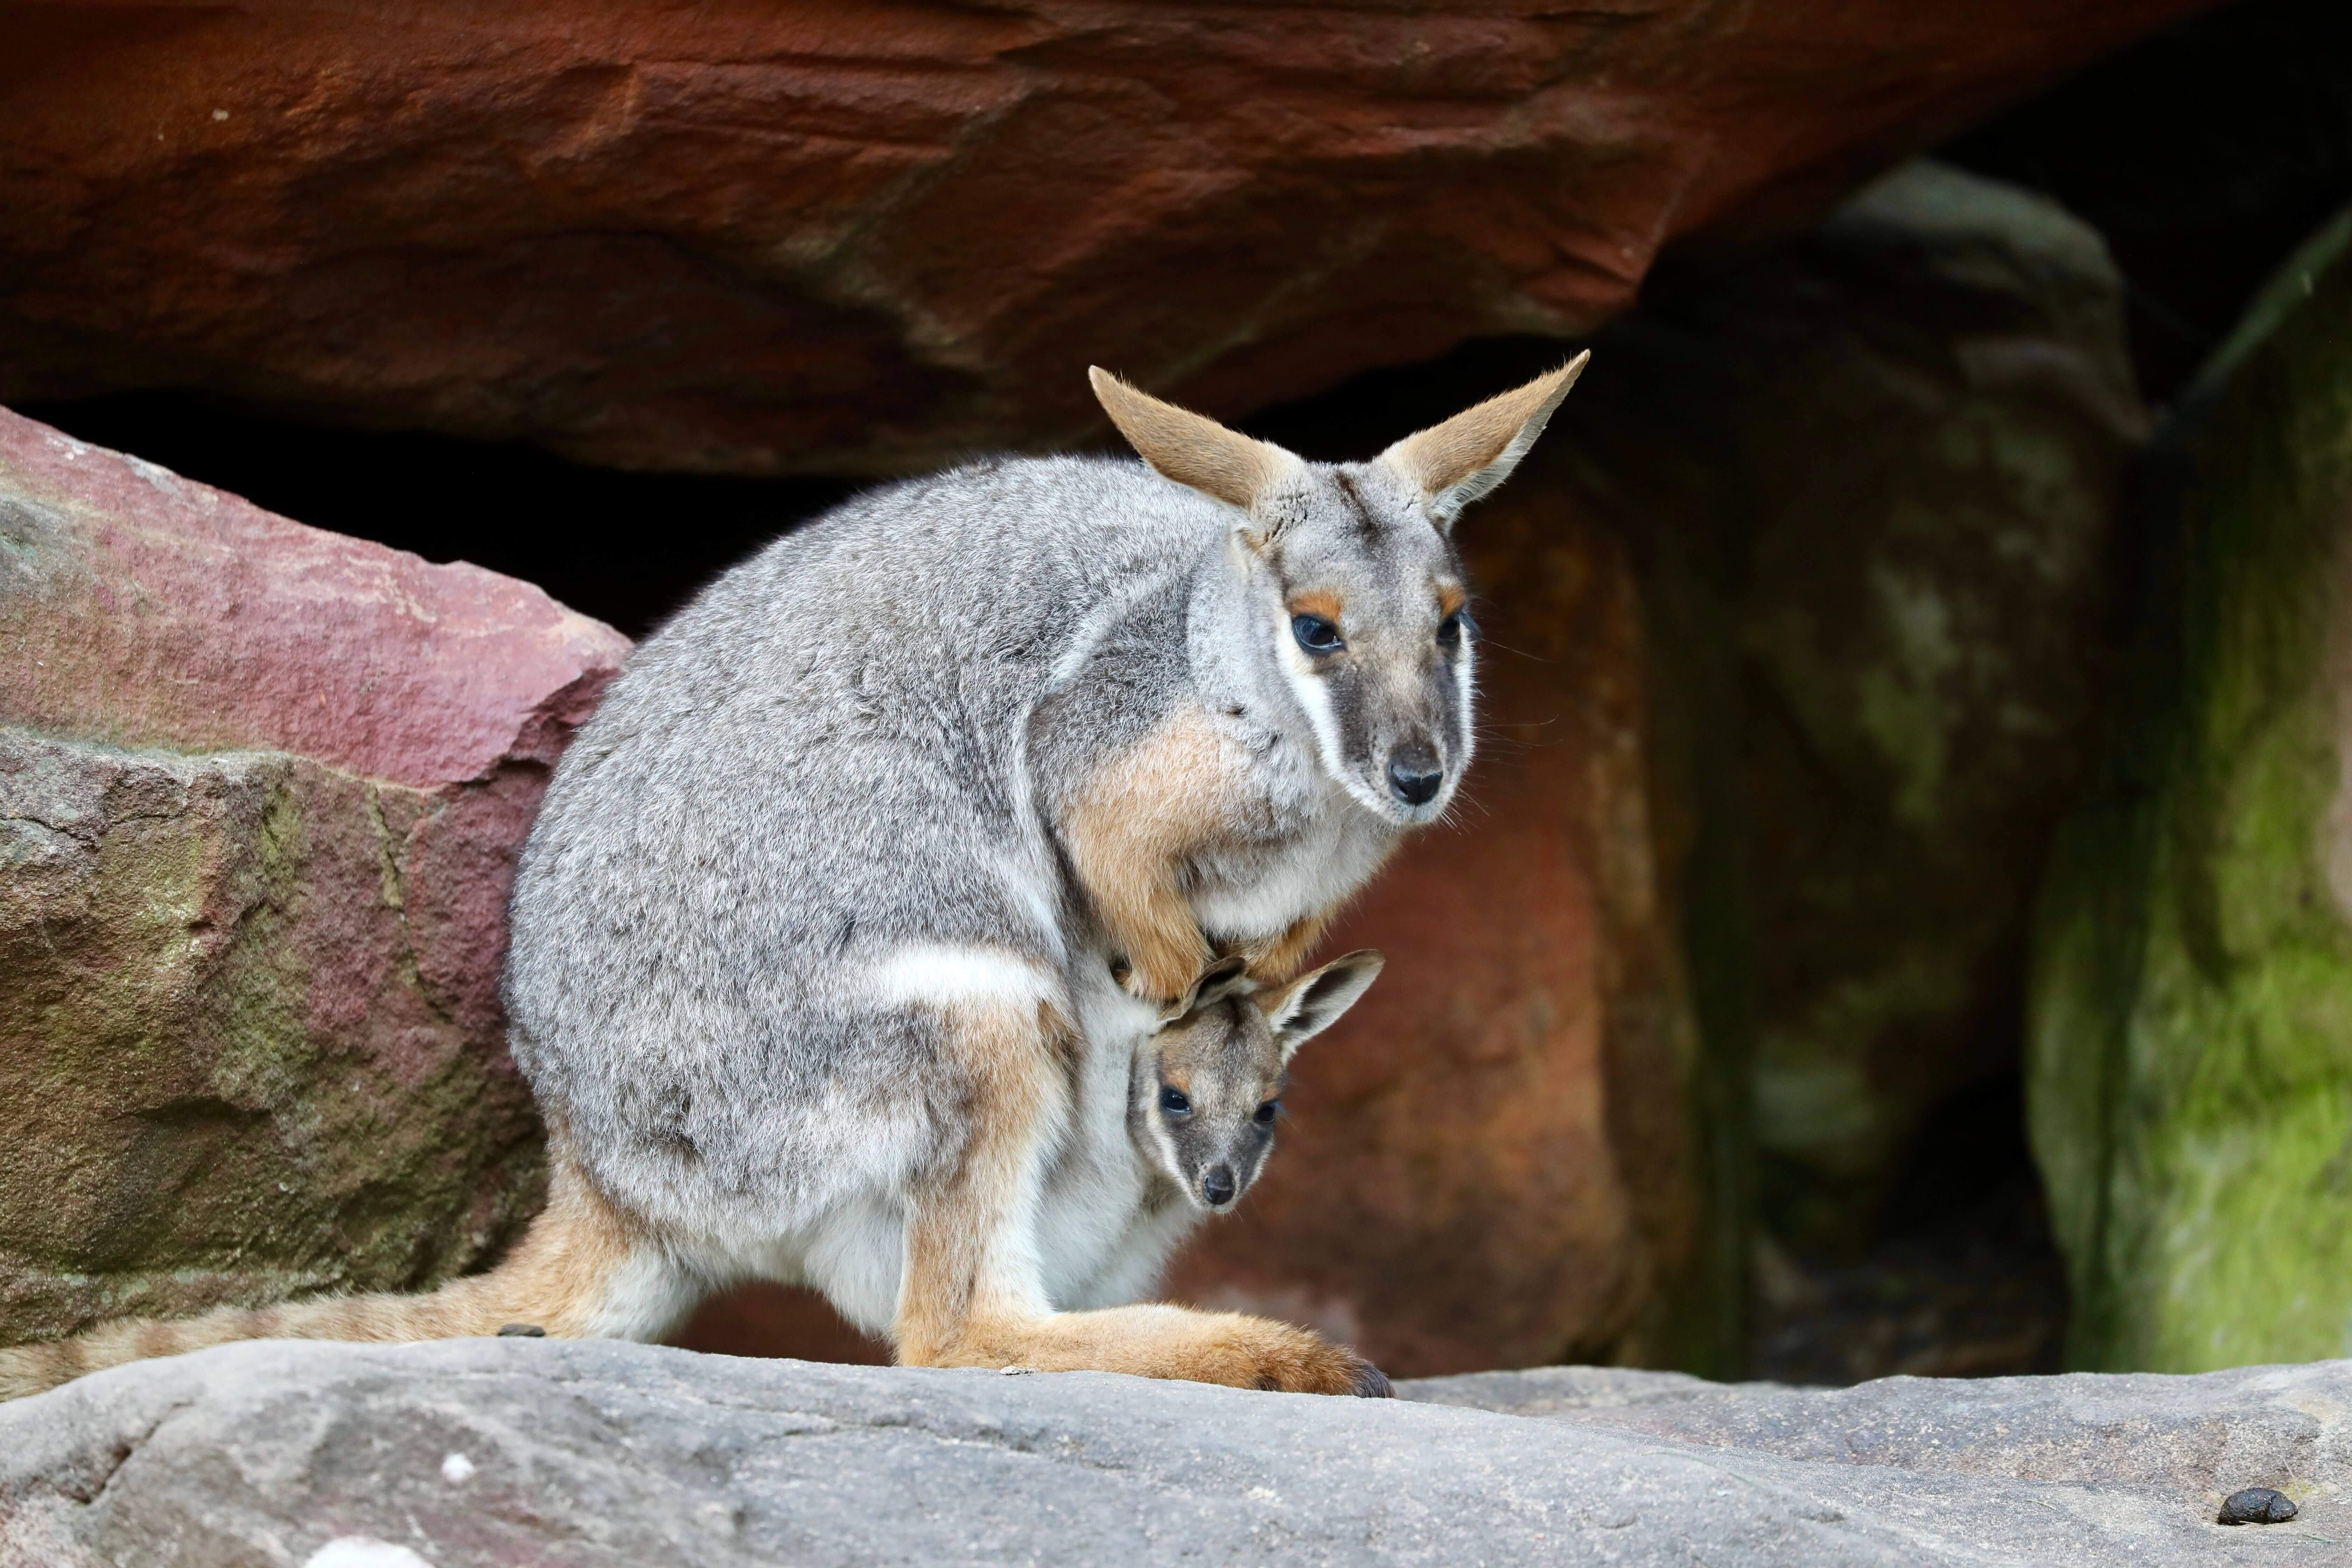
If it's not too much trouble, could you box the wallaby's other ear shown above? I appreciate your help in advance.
[1090,366,1304,529]
[1378,351,1589,529]
[1262,948,1385,1063]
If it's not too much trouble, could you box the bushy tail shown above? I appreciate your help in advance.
[0,1151,683,1401]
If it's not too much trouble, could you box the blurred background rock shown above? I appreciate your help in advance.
[5,0,2349,1383]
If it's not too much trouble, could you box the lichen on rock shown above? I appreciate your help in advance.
[0,730,544,1338]
[1530,160,2149,1259]
[0,405,627,1349]
[1727,162,2150,1251]
[2028,203,2352,1371]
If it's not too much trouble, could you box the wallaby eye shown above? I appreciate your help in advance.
[1159,1087,1192,1117]
[1436,609,1472,648]
[1291,614,1344,655]
[1253,1100,1280,1126]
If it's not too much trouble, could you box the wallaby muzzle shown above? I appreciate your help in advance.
[1385,737,1444,807]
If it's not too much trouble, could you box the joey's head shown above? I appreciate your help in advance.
[1091,356,1588,826]
[1129,950,1385,1213]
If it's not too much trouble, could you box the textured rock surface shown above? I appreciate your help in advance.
[1407,1360,2352,1508]
[1496,160,2148,1257]
[1,0,2214,474]
[1720,166,2146,1250]
[0,406,628,1346]
[1693,166,2154,1251]
[2028,206,2352,1371]
[1,1340,2344,1566]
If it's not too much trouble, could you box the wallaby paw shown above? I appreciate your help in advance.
[1125,957,1202,1012]
[1238,1325,1392,1397]
[1294,1343,1392,1399]
[1105,919,1217,1011]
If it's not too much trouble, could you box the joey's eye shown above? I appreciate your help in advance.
[1159,1087,1192,1116]
[1291,614,1344,655]
[1253,1100,1280,1126]
[1436,610,1472,648]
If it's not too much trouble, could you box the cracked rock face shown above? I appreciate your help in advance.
[0,406,628,1348]
[0,1340,2344,1565]
[1,0,2216,474]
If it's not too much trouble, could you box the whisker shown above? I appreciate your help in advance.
[1469,713,1573,753]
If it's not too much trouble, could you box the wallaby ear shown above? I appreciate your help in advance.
[1378,351,1589,528]
[1163,953,1252,1023]
[1261,949,1385,1062]
[1090,366,1304,529]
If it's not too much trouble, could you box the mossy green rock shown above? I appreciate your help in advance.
[2029,206,2352,1370]
[0,405,627,1347]
[0,729,545,1335]
[1731,165,2147,1249]
[1550,161,2147,1254]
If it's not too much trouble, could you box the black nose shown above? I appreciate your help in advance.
[1386,743,1444,806]
[1202,1165,1237,1206]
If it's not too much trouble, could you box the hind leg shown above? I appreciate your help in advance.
[889,995,1386,1396]
[446,1139,706,1342]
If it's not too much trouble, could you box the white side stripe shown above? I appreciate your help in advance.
[868,944,1056,1011]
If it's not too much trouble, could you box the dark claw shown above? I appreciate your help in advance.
[1350,1361,1394,1399]
[2218,1487,2297,1525]
[497,1323,547,1338]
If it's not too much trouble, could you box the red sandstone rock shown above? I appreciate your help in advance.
[0,0,2215,474]
[0,405,627,1343]
[0,412,622,791]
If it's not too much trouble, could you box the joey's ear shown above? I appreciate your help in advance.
[1262,949,1384,1062]
[1378,351,1589,528]
[1090,367,1304,531]
[1166,953,1252,1023]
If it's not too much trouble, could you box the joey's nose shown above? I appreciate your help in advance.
[1386,742,1444,806]
[1202,1165,1237,1206]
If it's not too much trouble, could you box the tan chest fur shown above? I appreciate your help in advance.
[1060,701,1390,1001]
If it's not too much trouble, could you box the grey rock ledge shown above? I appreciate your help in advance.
[0,1339,2345,1565]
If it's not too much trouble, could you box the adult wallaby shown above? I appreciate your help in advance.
[0,356,1584,1400]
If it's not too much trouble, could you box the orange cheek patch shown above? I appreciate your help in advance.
[1288,591,1344,624]
[1436,584,1468,618]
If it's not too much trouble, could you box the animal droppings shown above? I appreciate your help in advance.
[2216,1486,2297,1525]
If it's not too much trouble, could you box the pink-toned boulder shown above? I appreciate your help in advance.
[1,0,2216,474]
[0,406,627,1346]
